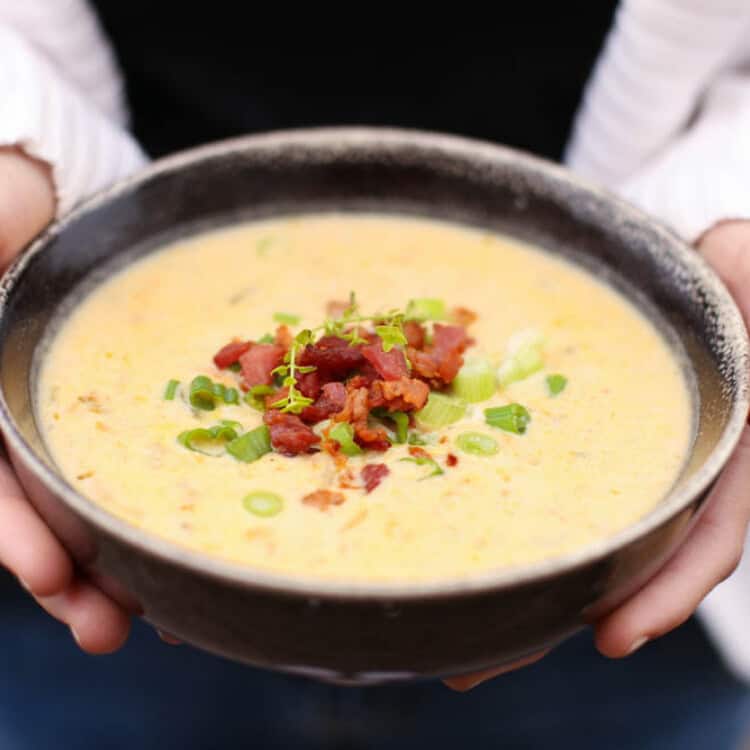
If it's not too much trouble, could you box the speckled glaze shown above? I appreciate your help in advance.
[0,128,747,684]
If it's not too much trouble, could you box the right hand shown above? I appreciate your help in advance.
[0,146,131,653]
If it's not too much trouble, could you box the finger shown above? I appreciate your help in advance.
[443,650,549,692]
[157,630,183,646]
[595,424,750,658]
[0,460,73,596]
[0,147,55,266]
[698,220,750,323]
[36,578,131,655]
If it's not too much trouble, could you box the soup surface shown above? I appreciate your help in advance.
[38,214,692,581]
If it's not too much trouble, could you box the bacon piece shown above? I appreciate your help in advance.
[274,325,294,351]
[409,445,431,459]
[264,387,288,410]
[302,489,346,511]
[361,463,390,493]
[369,377,429,412]
[451,306,478,327]
[361,343,409,381]
[213,339,252,369]
[240,344,285,388]
[403,321,426,350]
[298,341,365,378]
[296,370,322,399]
[407,324,473,387]
[264,410,320,455]
[333,387,390,451]
[446,453,459,467]
[301,382,347,423]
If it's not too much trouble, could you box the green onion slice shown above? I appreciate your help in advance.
[546,373,568,396]
[452,357,497,403]
[400,455,445,480]
[243,491,283,518]
[497,329,545,387]
[485,403,531,435]
[407,431,437,446]
[164,379,180,401]
[328,422,362,456]
[245,384,275,412]
[226,425,272,463]
[405,298,446,322]
[390,412,409,444]
[415,392,467,429]
[178,423,240,456]
[189,375,217,411]
[456,432,499,456]
[273,312,301,326]
[257,333,275,344]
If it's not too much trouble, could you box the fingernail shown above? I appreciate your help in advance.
[70,627,82,647]
[627,636,649,655]
[157,629,182,646]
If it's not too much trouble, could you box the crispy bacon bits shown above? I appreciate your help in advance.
[264,410,320,455]
[361,463,390,493]
[446,453,459,467]
[240,344,285,387]
[303,489,346,511]
[213,339,252,369]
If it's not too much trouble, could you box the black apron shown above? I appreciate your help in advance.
[90,3,618,159]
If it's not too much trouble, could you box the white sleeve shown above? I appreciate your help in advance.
[0,0,146,216]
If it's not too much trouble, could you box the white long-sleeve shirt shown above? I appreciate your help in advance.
[2,0,750,679]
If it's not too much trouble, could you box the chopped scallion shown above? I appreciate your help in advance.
[328,422,362,456]
[390,412,409,444]
[243,491,283,518]
[497,329,545,387]
[485,403,531,435]
[452,357,497,403]
[226,425,272,463]
[164,379,180,401]
[456,432,499,456]
[546,374,568,396]
[178,422,240,456]
[405,298,446,322]
[400,455,444,479]
[257,333,275,344]
[415,392,467,429]
[407,431,437,446]
[228,362,242,373]
[223,387,240,405]
[189,375,217,411]
[273,312,301,326]
[244,384,275,412]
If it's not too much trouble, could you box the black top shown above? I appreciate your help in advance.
[90,5,617,160]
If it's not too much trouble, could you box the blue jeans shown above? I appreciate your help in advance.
[1,571,748,749]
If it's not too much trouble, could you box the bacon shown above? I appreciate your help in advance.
[274,325,294,351]
[300,382,347,423]
[213,339,252,369]
[333,386,390,451]
[361,343,410,381]
[239,344,285,388]
[361,463,389,493]
[369,377,429,412]
[302,489,346,511]
[446,453,459,467]
[264,387,287,410]
[407,324,473,387]
[298,341,365,378]
[263,410,320,455]
[296,370,322,399]
[451,306,478,327]
[403,321,426,350]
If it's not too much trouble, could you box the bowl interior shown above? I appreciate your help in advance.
[0,128,747,594]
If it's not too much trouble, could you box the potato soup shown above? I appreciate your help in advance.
[37,214,693,581]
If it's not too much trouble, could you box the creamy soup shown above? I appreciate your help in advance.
[37,215,692,581]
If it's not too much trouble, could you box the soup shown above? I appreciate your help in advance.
[37,214,692,581]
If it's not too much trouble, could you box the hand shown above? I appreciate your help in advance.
[0,147,130,653]
[446,219,750,691]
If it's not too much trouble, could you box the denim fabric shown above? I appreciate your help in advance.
[1,572,748,750]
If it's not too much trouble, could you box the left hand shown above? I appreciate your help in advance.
[445,219,750,691]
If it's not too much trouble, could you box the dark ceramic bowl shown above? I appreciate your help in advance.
[0,128,747,685]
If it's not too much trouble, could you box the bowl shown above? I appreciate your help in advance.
[0,128,747,685]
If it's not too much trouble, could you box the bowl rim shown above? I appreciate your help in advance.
[1,125,747,601]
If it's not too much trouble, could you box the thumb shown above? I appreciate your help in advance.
[0,147,56,267]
